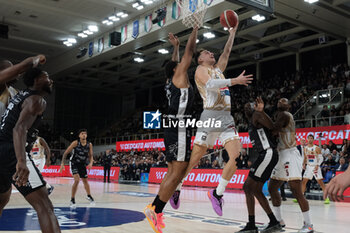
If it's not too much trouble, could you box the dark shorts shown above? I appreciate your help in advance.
[0,143,46,196]
[70,161,88,178]
[249,148,279,183]
[164,125,191,163]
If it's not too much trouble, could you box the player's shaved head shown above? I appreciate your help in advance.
[277,98,289,111]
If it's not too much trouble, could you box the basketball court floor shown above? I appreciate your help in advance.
[0,177,348,233]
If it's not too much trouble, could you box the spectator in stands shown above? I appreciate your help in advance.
[199,159,212,168]
[141,159,151,173]
[329,140,337,152]
[331,150,340,163]
[341,139,348,153]
[155,156,166,167]
[323,154,337,170]
[321,144,330,158]
[121,160,129,180]
[212,160,221,169]
[236,149,249,169]
[339,151,348,161]
[335,157,348,172]
[320,105,330,126]
[344,110,350,124]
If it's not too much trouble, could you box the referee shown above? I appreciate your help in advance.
[103,149,113,183]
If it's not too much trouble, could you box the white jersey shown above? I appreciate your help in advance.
[305,145,320,166]
[195,67,231,111]
[0,86,17,116]
[30,137,45,160]
[277,112,297,151]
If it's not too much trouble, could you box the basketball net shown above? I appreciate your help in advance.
[175,0,207,28]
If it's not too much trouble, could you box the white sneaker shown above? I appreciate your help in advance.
[86,195,95,205]
[298,223,314,233]
[70,200,76,209]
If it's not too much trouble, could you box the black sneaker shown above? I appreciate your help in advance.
[236,223,258,233]
[260,222,282,233]
[47,186,54,195]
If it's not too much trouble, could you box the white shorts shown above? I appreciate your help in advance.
[271,147,303,181]
[194,110,239,148]
[33,157,46,172]
[304,165,323,180]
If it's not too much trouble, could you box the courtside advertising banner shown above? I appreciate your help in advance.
[149,167,249,189]
[116,125,350,152]
[41,165,120,181]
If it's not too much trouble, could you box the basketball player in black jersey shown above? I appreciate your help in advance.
[144,26,198,233]
[238,97,281,233]
[0,68,60,233]
[59,129,94,208]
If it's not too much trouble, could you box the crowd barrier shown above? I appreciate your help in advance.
[41,165,120,182]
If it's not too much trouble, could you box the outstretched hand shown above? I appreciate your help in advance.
[168,33,179,47]
[254,97,264,112]
[324,172,350,202]
[228,21,239,35]
[235,70,253,86]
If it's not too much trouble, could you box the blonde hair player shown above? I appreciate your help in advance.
[181,21,253,216]
[302,134,330,204]
[30,135,54,194]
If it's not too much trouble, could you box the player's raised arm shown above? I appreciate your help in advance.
[0,55,46,84]
[253,97,274,129]
[175,26,198,75]
[216,25,238,72]
[169,33,180,62]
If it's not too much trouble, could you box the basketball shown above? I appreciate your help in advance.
[220,10,238,29]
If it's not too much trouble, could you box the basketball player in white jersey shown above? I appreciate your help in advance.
[30,135,54,194]
[269,98,314,233]
[184,24,253,216]
[302,134,330,204]
[0,55,46,114]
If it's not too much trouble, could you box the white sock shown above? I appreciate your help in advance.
[216,178,229,196]
[272,206,282,221]
[176,179,184,191]
[302,211,312,225]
